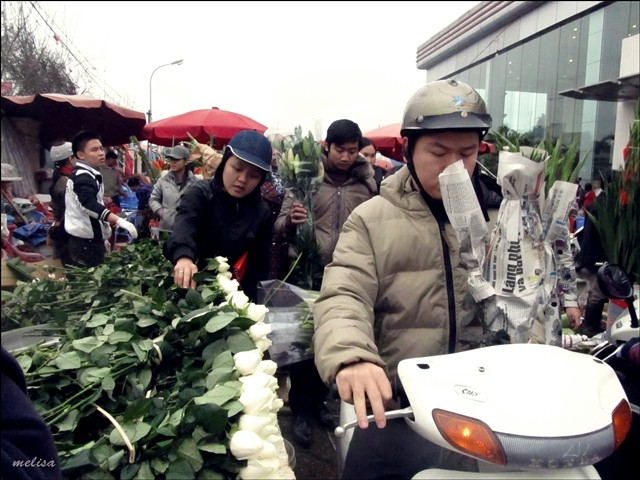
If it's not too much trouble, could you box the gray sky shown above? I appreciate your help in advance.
[36,1,480,139]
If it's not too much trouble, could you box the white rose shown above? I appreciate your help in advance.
[248,322,272,342]
[239,465,270,479]
[240,387,277,415]
[270,397,284,413]
[258,441,278,460]
[256,360,278,376]
[238,414,272,435]
[240,371,277,392]
[247,303,269,323]
[260,424,279,438]
[217,274,238,293]
[229,291,250,310]
[253,336,272,353]
[229,430,263,460]
[239,458,278,479]
[233,349,262,376]
[214,256,230,272]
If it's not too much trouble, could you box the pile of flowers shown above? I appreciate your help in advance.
[277,126,325,290]
[3,242,291,479]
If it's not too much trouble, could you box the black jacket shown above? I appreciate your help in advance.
[165,175,272,302]
[1,347,62,480]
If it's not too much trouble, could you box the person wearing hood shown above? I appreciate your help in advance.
[164,130,274,302]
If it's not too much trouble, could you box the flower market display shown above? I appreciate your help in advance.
[1,240,293,479]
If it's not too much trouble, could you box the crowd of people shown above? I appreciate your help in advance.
[1,78,630,479]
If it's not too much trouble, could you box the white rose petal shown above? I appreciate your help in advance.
[238,414,272,435]
[250,456,280,472]
[240,387,276,415]
[217,274,239,293]
[247,303,269,323]
[258,441,278,459]
[270,397,284,412]
[229,291,250,310]
[266,434,285,448]
[233,349,262,376]
[256,360,278,376]
[240,371,277,392]
[230,430,263,460]
[248,322,272,341]
[260,424,279,438]
[215,256,230,272]
[253,336,272,353]
[239,460,276,480]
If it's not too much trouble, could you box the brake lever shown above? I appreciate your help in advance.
[334,406,414,437]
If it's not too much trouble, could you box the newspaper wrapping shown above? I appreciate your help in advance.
[539,180,579,346]
[484,150,549,343]
[439,150,580,346]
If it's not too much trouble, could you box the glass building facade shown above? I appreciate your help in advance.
[419,1,639,180]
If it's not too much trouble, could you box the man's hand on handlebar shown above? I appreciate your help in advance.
[335,362,393,429]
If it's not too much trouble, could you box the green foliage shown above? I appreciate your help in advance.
[3,240,258,478]
[278,127,325,290]
[486,130,587,195]
[590,100,640,284]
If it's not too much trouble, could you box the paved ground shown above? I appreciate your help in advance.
[276,371,340,479]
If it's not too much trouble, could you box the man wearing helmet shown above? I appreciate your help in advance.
[313,79,492,478]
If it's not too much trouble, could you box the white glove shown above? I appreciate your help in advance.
[116,218,138,239]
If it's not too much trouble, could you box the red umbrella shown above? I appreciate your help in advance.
[1,93,146,146]
[365,122,496,161]
[141,107,268,148]
[364,123,403,162]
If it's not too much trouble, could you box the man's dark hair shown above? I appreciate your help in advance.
[326,119,363,149]
[105,150,118,160]
[72,130,102,157]
[127,176,141,188]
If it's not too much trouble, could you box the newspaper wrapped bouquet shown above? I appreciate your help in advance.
[441,145,578,345]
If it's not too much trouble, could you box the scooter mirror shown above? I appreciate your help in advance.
[597,263,633,300]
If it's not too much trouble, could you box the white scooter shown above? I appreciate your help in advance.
[335,265,635,479]
[335,344,632,479]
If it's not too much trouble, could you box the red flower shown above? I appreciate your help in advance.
[619,189,629,206]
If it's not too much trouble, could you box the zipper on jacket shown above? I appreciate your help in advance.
[438,221,457,353]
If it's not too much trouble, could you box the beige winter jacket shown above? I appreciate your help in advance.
[313,166,484,385]
[274,153,377,267]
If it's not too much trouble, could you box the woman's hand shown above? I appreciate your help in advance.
[288,202,308,226]
[174,257,198,289]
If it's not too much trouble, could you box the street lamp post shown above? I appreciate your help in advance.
[147,58,183,123]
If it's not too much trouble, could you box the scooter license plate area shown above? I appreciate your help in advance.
[495,427,614,469]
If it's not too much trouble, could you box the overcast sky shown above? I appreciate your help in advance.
[35,1,480,139]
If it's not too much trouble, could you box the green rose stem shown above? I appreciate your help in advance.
[41,362,140,424]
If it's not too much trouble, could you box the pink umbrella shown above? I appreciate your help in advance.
[141,107,268,148]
